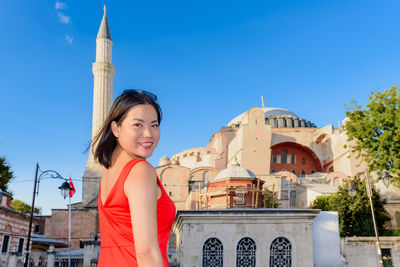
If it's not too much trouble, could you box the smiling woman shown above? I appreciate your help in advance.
[91,89,176,267]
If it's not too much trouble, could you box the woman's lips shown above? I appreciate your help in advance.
[139,142,153,149]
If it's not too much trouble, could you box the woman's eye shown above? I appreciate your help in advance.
[133,123,143,127]
[152,124,159,128]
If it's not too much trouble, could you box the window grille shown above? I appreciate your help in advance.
[17,238,24,254]
[203,172,211,187]
[269,237,292,267]
[236,190,245,205]
[289,191,297,207]
[236,237,256,267]
[382,248,393,267]
[272,153,278,164]
[280,190,288,200]
[202,238,223,267]
[2,235,10,253]
[281,150,287,164]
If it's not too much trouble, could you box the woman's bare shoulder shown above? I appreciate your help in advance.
[125,160,157,187]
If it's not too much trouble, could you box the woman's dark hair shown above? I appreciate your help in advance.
[91,90,162,168]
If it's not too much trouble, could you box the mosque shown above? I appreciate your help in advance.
[35,7,400,267]
[156,105,400,225]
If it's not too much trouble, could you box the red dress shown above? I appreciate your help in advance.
[98,159,176,267]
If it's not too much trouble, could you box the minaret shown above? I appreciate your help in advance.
[82,6,115,207]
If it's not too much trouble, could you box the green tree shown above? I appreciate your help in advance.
[343,86,400,186]
[10,199,41,215]
[0,156,14,194]
[311,177,391,237]
[309,194,332,210]
[262,188,279,208]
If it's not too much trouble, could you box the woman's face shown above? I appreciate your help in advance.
[112,104,160,159]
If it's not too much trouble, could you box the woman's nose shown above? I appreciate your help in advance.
[142,126,154,137]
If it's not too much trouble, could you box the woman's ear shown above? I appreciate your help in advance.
[111,121,120,138]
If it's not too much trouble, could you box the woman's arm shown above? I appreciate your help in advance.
[124,161,163,267]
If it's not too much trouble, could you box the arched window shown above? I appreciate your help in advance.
[291,169,296,175]
[265,118,270,125]
[203,238,223,267]
[189,176,195,193]
[236,237,256,267]
[281,149,287,164]
[270,169,276,174]
[270,237,292,267]
[290,119,294,127]
[203,171,211,187]
[272,153,278,164]
[311,169,315,174]
[290,153,295,164]
[301,157,306,165]
[301,170,306,175]
[283,119,287,127]
[274,119,278,127]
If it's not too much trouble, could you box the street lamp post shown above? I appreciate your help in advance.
[348,168,392,267]
[59,181,72,267]
[364,168,384,267]
[24,163,72,267]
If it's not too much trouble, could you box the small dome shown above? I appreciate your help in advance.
[159,155,171,166]
[213,165,257,181]
[263,107,299,118]
[228,107,316,128]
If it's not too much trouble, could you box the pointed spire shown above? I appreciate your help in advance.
[261,96,265,108]
[97,5,112,40]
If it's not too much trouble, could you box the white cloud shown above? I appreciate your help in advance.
[57,12,71,24]
[55,1,67,10]
[65,35,74,44]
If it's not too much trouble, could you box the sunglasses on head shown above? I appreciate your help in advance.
[122,89,158,102]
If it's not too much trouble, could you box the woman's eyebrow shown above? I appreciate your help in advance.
[132,118,158,124]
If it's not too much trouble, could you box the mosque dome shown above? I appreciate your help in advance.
[159,155,171,166]
[213,164,257,182]
[228,107,316,128]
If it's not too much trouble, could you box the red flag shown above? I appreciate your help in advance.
[69,176,76,198]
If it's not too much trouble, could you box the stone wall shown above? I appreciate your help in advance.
[341,236,400,267]
[44,208,99,249]
[173,209,320,267]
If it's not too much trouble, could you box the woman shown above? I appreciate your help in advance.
[92,89,176,267]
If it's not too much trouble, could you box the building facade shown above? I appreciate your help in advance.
[173,209,346,267]
[0,192,29,267]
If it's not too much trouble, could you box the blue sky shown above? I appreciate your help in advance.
[1,0,400,214]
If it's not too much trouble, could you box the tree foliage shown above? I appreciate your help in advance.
[262,188,279,208]
[310,177,391,237]
[344,86,400,186]
[10,199,41,215]
[0,156,14,194]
